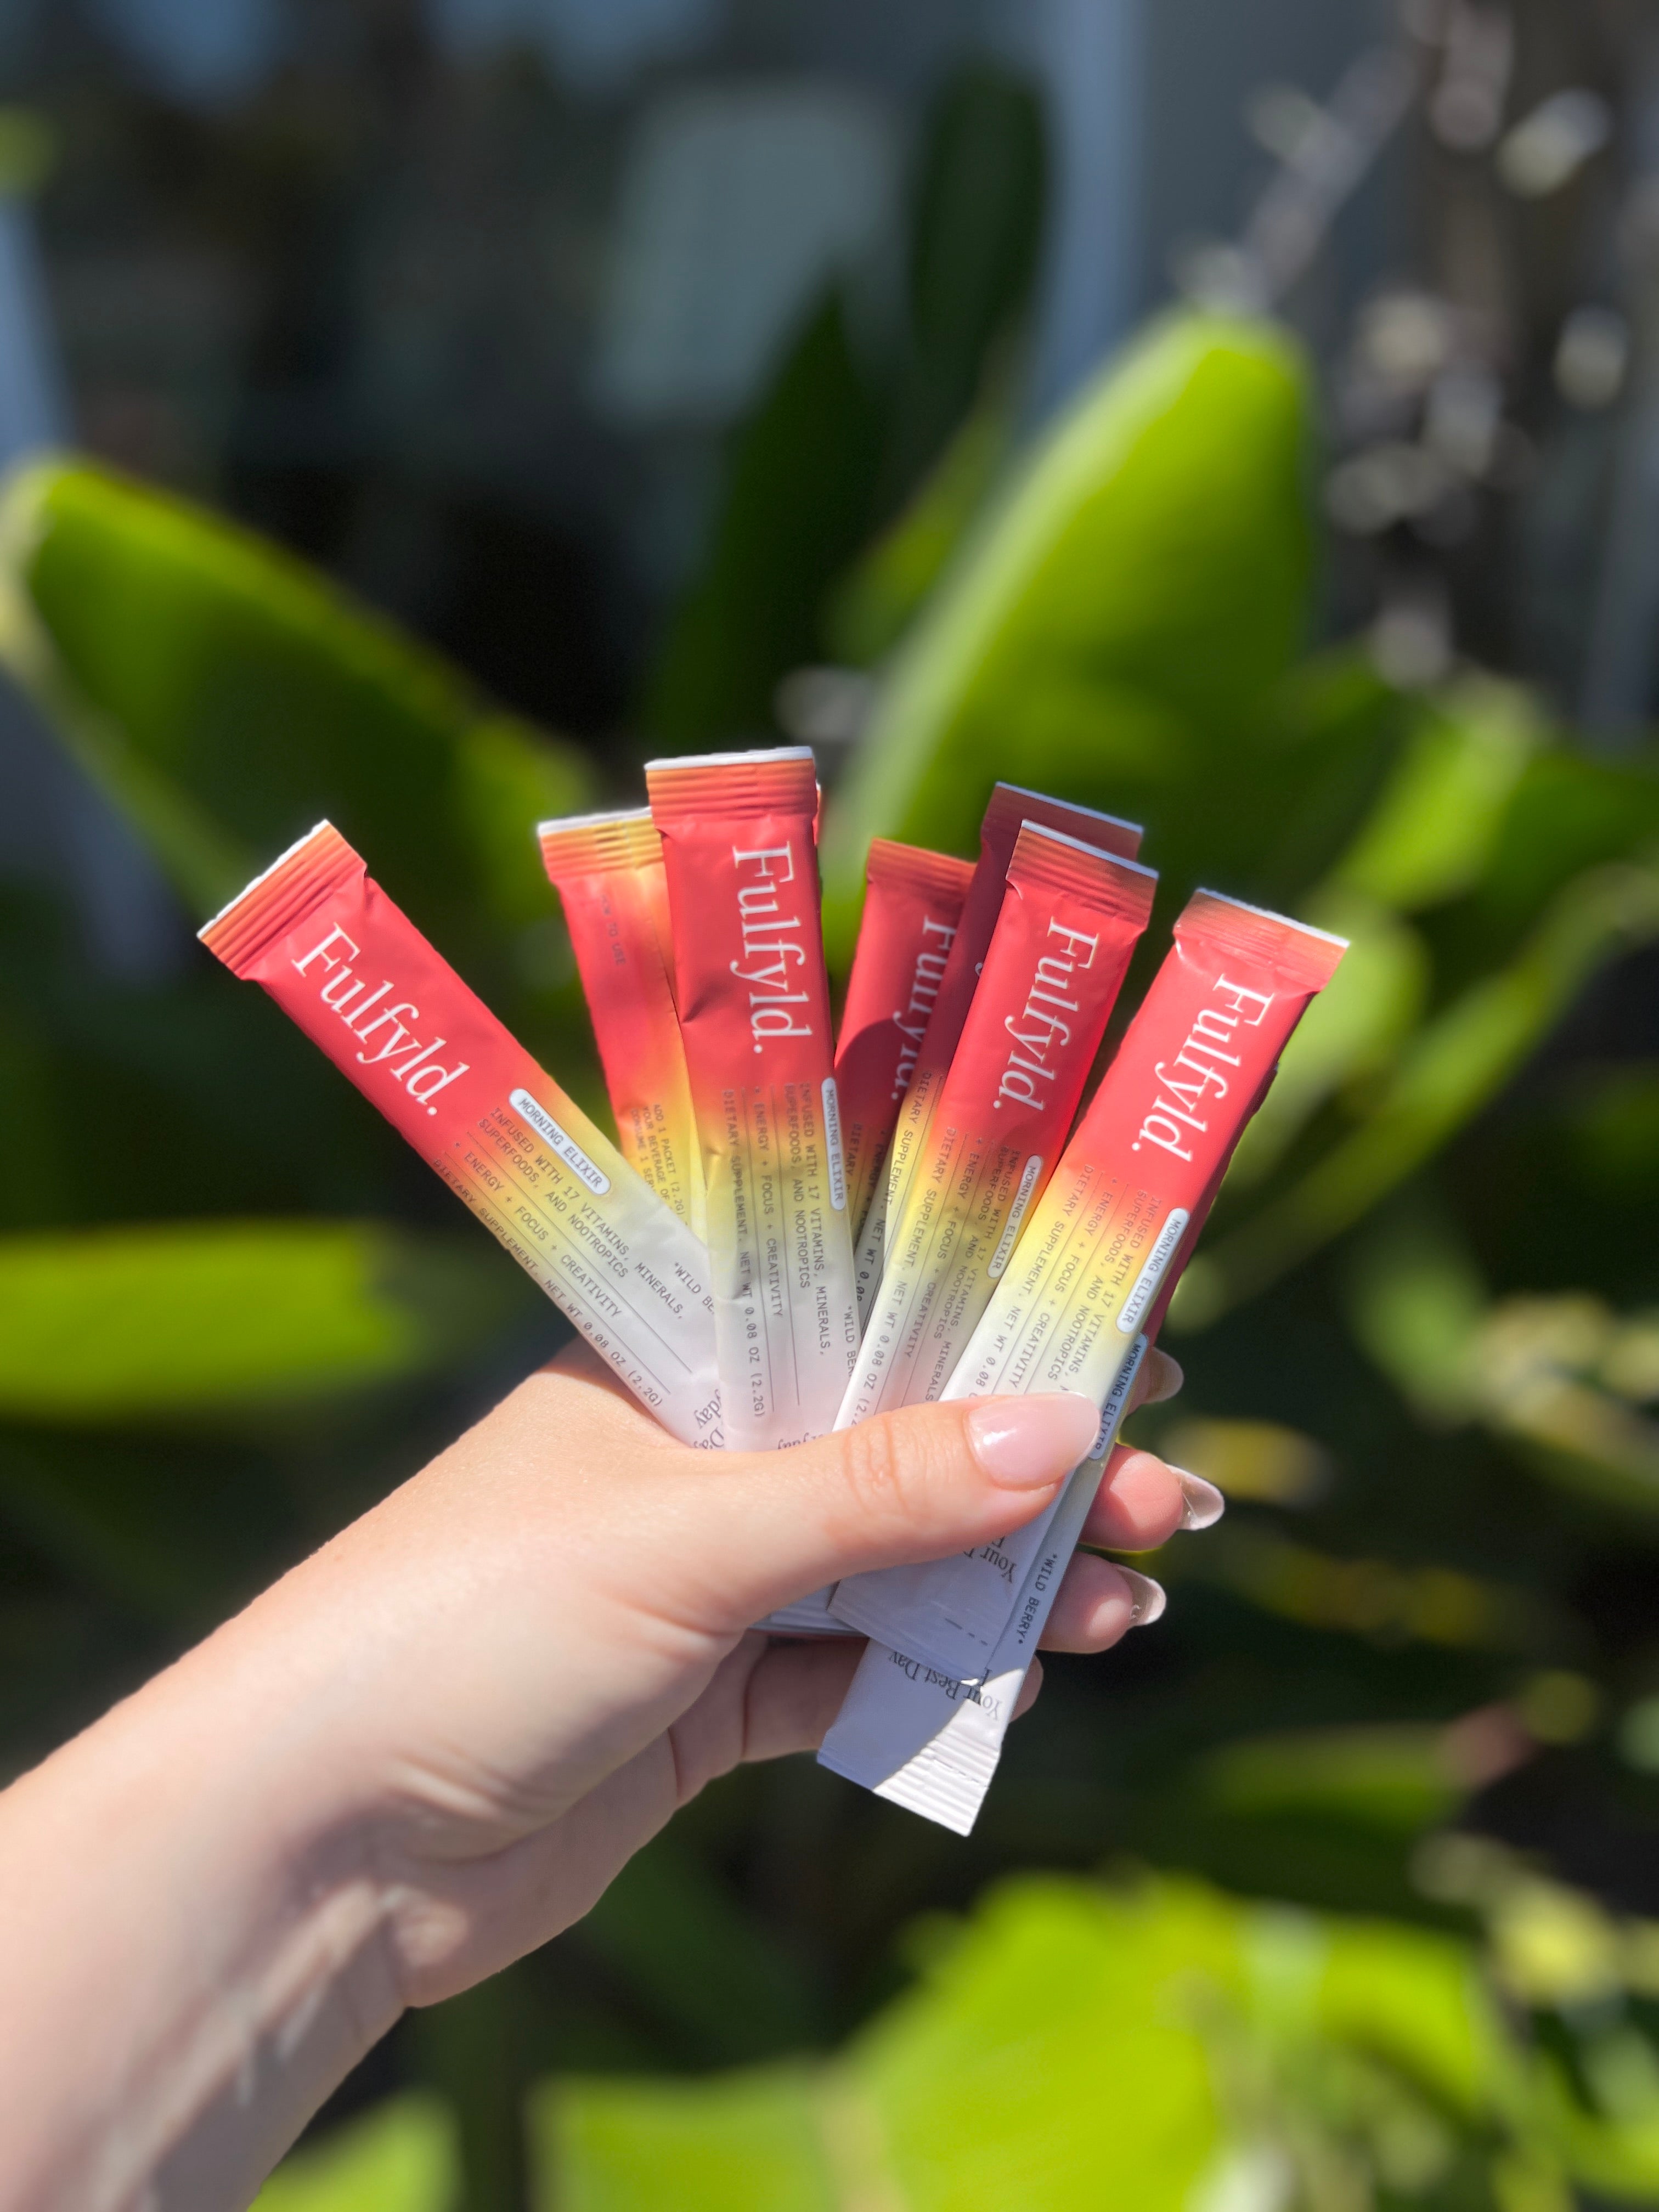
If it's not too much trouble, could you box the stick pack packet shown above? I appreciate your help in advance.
[837,890,1346,1677]
[646,747,859,1452]
[830,824,1155,1455]
[856,786,1142,1301]
[201,822,722,1447]
[537,809,706,1240]
[817,1331,1152,1832]
[819,1148,1240,1832]
[834,839,974,1313]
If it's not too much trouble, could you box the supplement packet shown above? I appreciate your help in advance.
[835,838,973,1318]
[856,786,1141,1302]
[838,890,1346,1676]
[646,747,859,1452]
[538,808,706,1239]
[201,822,722,1447]
[819,1154,1235,1831]
[828,822,1154,1453]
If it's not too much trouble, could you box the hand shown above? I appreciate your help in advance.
[0,1342,1197,2210]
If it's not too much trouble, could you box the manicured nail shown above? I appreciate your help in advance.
[1118,1568,1167,1627]
[1175,1468,1226,1531]
[967,1392,1100,1489]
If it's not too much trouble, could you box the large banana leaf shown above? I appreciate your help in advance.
[527,1875,1626,2210]
[0,459,592,983]
[253,2094,458,2212]
[821,311,1318,955]
[0,1219,526,1421]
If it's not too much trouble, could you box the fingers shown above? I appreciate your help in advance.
[737,1638,870,1762]
[1039,1554,1166,1653]
[1079,1445,1223,1551]
[1128,1347,1183,1413]
[636,1391,1103,1635]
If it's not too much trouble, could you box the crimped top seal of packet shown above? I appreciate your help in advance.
[644,745,817,822]
[538,807,663,879]
[200,821,359,974]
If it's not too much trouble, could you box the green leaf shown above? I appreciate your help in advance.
[877,61,1046,506]
[1330,675,1549,916]
[821,310,1314,955]
[530,2067,834,2212]
[575,1835,825,2062]
[849,1877,1230,2211]
[0,1220,525,1422]
[642,294,886,749]
[1315,1918,1509,2117]
[0,459,592,962]
[1197,1725,1467,1835]
[825,393,1013,668]
[254,2094,459,2212]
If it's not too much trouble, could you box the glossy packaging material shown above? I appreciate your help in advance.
[201,822,721,1447]
[537,808,706,1239]
[834,839,974,1317]
[646,747,859,1453]
[819,1148,1237,1831]
[856,786,1142,1302]
[817,1333,1151,1832]
[838,890,1346,1677]
[830,823,1154,1446]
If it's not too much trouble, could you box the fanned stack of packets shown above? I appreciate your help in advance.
[199,748,1346,1835]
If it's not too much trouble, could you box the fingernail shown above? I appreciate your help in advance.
[1119,1568,1167,1627]
[967,1392,1100,1489]
[1175,1467,1226,1531]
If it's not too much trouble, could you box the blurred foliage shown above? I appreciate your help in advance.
[261,1871,1659,2209]
[9,27,1659,2212]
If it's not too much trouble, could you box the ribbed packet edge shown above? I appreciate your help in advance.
[538,808,662,880]
[865,838,976,904]
[1180,888,1348,986]
[645,746,817,823]
[198,821,359,975]
[981,782,1143,860]
[1007,821,1158,916]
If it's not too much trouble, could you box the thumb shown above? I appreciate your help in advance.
[639,1392,1102,1633]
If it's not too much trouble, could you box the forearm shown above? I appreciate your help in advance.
[0,1619,403,2212]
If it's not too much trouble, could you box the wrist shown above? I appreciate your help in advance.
[0,1600,405,2211]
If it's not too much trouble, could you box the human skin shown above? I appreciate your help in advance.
[0,1341,1210,2212]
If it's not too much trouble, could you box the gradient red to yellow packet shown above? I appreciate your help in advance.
[200,821,721,1448]
[831,823,1155,1446]
[647,747,859,1452]
[538,808,706,1241]
[840,888,1347,1677]
[859,785,1142,1301]
[834,838,973,1303]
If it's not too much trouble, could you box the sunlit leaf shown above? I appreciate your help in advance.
[254,2094,459,2212]
[1331,675,1548,915]
[1198,1725,1467,1833]
[531,2067,833,2212]
[0,459,592,968]
[822,311,1314,955]
[0,1220,525,1421]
